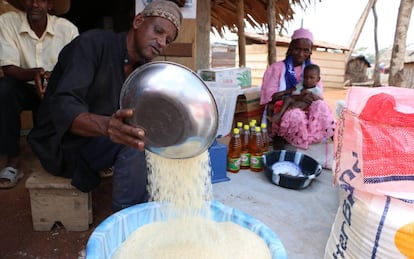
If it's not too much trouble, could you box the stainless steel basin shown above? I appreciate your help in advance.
[120,61,218,159]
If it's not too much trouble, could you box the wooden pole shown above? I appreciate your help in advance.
[389,0,414,87]
[196,0,211,70]
[267,0,276,66]
[372,2,381,87]
[236,0,246,67]
[347,0,376,62]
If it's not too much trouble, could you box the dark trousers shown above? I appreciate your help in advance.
[78,137,149,212]
[0,77,40,156]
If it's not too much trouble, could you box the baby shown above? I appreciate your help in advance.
[270,64,323,123]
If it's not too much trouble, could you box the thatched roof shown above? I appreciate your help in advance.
[211,0,315,35]
[1,0,315,36]
[244,32,350,52]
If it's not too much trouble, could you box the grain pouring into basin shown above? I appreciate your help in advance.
[112,151,272,258]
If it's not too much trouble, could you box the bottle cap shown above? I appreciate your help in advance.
[255,126,261,133]
[243,124,250,131]
[233,128,240,134]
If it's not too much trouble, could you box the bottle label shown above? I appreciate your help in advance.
[240,152,250,167]
[250,155,263,170]
[227,157,241,171]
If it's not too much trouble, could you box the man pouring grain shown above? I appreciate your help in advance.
[28,0,183,212]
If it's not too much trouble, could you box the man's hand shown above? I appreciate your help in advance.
[107,109,146,150]
[71,110,145,151]
[2,65,51,98]
[33,68,51,99]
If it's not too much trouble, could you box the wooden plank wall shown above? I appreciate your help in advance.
[312,50,347,89]
[235,44,347,88]
[154,19,196,70]
[211,44,236,67]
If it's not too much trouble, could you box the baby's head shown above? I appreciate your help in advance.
[303,64,320,88]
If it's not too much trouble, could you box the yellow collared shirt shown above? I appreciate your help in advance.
[0,10,79,71]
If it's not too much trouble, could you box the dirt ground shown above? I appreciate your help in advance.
[0,87,348,259]
[0,139,114,259]
[323,87,348,112]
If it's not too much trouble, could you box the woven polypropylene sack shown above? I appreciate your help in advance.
[324,188,414,259]
[334,86,414,200]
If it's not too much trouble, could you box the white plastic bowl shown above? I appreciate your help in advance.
[86,201,287,259]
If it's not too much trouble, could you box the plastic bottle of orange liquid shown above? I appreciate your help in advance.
[249,120,256,137]
[236,121,244,135]
[240,124,250,169]
[249,126,264,172]
[227,128,242,173]
[261,123,271,153]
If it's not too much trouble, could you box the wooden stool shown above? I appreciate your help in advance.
[25,168,92,231]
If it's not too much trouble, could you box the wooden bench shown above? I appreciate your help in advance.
[25,165,92,231]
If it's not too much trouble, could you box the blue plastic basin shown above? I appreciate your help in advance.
[86,200,287,259]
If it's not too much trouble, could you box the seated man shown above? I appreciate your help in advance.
[27,0,183,212]
[0,0,78,188]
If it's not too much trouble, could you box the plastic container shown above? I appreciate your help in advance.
[249,126,264,172]
[261,123,271,153]
[236,121,244,135]
[227,128,241,173]
[208,140,230,183]
[240,124,250,169]
[86,201,288,259]
[249,120,256,135]
[207,87,243,137]
[263,150,322,189]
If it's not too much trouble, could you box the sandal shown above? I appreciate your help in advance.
[0,166,24,189]
[99,167,114,178]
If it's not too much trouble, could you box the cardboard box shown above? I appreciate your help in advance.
[235,86,263,113]
[233,111,263,129]
[198,67,252,89]
[233,86,265,127]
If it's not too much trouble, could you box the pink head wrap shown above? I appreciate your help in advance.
[292,28,314,42]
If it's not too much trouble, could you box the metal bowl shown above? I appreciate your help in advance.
[119,61,218,159]
[263,150,322,189]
